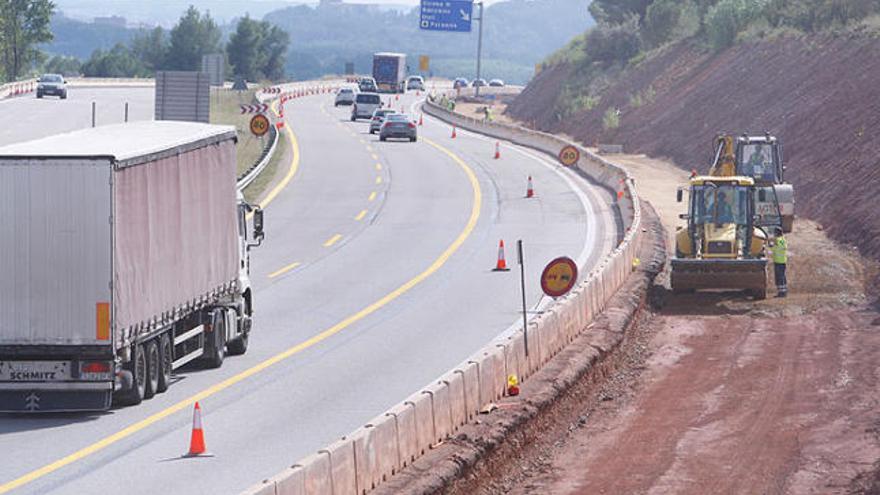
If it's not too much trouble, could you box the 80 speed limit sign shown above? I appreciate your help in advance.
[558,145,580,167]
[250,114,270,137]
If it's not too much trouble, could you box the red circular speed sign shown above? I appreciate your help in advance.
[541,257,578,298]
[250,114,270,137]
[558,145,580,167]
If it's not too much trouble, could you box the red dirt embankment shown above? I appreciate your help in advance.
[507,35,880,270]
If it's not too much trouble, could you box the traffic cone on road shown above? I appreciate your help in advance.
[186,402,208,457]
[418,114,424,126]
[493,240,511,272]
[494,141,501,160]
[526,176,534,198]
[451,126,457,139]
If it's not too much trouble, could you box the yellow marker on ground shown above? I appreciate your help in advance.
[375,176,382,185]
[371,154,380,161]
[323,234,342,247]
[355,209,368,221]
[368,191,377,202]
[375,163,382,171]
[268,262,301,279]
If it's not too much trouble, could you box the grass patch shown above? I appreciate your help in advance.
[603,107,620,130]
[210,88,272,178]
[242,127,287,204]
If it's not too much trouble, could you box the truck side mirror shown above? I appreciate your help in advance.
[676,189,683,203]
[758,189,767,202]
[253,208,265,240]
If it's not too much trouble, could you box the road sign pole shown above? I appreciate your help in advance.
[91,101,96,128]
[475,1,484,97]
[518,239,529,357]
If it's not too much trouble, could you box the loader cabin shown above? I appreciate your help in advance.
[735,134,784,185]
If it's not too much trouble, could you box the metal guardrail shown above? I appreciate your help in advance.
[236,122,278,191]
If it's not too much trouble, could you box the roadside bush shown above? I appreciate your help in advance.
[603,107,620,130]
[706,0,769,50]
[584,15,643,67]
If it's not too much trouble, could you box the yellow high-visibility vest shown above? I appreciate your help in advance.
[773,237,787,264]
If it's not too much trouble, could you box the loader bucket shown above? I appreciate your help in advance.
[671,258,768,299]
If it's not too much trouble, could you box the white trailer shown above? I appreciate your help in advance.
[0,121,264,412]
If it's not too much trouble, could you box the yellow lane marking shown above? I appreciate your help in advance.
[323,234,342,247]
[355,209,368,221]
[359,138,366,144]
[268,262,301,279]
[0,128,482,495]
[366,145,375,153]
[375,163,382,171]
[368,191,377,202]
[371,154,380,161]
[375,176,382,185]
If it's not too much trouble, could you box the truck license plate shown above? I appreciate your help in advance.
[0,361,70,381]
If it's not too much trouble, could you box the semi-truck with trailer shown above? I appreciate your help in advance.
[372,52,407,93]
[0,121,265,412]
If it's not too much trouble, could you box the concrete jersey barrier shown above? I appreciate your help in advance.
[242,95,642,495]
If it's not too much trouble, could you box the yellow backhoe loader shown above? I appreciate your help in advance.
[671,175,782,299]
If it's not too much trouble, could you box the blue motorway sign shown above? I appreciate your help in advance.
[420,0,473,32]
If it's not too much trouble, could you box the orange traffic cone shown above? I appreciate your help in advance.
[186,402,208,456]
[494,141,501,159]
[526,176,534,198]
[395,94,399,101]
[493,240,511,272]
[418,114,424,126]
[451,126,457,139]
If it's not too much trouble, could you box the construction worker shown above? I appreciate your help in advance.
[715,191,734,223]
[769,227,788,297]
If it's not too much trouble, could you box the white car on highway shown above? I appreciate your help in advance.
[334,87,357,106]
[351,92,383,121]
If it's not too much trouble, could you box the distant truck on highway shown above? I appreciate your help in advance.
[373,52,406,93]
[0,121,265,412]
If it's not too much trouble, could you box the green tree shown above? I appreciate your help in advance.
[0,0,55,81]
[227,16,265,81]
[81,43,147,77]
[131,26,167,72]
[705,0,766,50]
[227,16,289,81]
[643,0,700,47]
[589,0,656,26]
[584,15,643,66]
[165,6,221,71]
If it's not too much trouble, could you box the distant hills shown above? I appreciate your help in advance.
[44,0,592,84]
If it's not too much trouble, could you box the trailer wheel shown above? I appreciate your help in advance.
[119,344,146,405]
[157,333,173,393]
[144,340,160,399]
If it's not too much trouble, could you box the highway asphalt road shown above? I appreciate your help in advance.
[0,87,618,494]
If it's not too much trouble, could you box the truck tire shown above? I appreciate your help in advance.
[144,340,159,399]
[227,316,250,356]
[204,314,226,369]
[119,344,147,405]
[157,333,173,393]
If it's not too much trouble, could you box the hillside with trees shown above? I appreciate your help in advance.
[506,0,880,268]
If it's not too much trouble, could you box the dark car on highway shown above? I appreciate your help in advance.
[379,114,417,142]
[453,77,469,89]
[37,73,67,99]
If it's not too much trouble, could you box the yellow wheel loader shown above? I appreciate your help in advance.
[672,176,782,299]
[711,133,795,232]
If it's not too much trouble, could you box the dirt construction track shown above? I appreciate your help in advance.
[389,152,880,494]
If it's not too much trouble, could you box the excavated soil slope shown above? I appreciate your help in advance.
[507,35,880,268]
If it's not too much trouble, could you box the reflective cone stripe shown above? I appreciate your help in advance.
[493,240,510,272]
[188,402,207,456]
[418,114,424,126]
[526,176,534,198]
[494,141,501,159]
[451,126,457,139]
